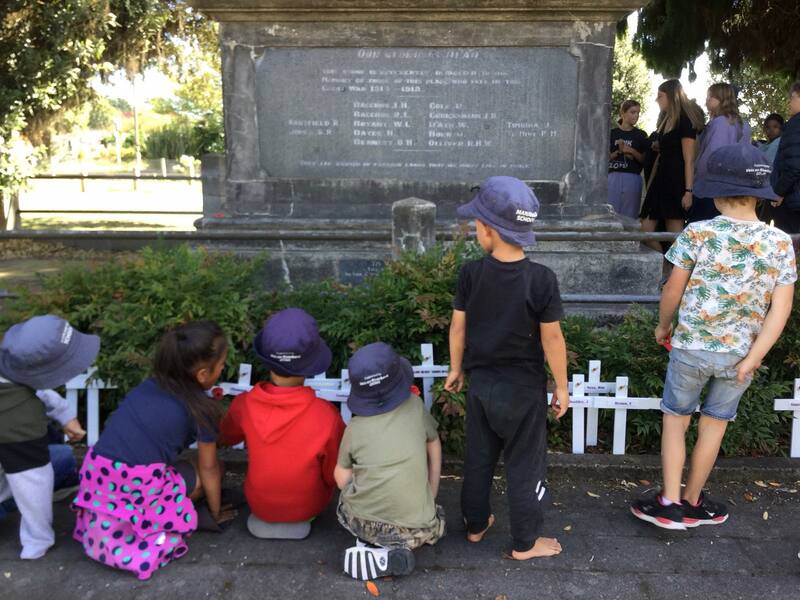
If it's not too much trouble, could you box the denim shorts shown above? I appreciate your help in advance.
[661,347,751,421]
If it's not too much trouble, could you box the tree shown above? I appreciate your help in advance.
[612,34,654,125]
[631,0,800,80]
[715,62,793,128]
[0,1,215,207]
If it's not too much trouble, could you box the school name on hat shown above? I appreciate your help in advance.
[359,372,389,388]
[270,351,302,362]
[515,209,538,223]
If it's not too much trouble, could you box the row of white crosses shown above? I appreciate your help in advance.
[63,347,800,458]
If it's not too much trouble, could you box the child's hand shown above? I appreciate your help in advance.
[551,386,570,419]
[444,369,464,393]
[63,418,86,442]
[735,355,761,384]
[654,324,672,345]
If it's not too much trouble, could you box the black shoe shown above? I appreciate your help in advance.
[630,494,686,530]
[681,494,729,527]
[343,540,415,580]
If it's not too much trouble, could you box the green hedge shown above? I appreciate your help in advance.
[4,244,796,457]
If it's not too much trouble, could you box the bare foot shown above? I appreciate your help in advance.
[509,537,562,560]
[466,514,495,543]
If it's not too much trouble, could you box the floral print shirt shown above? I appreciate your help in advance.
[666,216,797,356]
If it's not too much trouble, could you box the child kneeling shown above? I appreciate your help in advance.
[220,308,345,539]
[72,321,232,580]
[335,342,445,580]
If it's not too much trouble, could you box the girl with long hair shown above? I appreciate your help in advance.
[608,100,650,219]
[639,79,705,251]
[690,82,752,222]
[72,321,234,580]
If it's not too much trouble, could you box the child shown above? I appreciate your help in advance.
[608,99,649,219]
[445,175,569,560]
[631,143,796,530]
[758,113,784,164]
[72,320,233,580]
[335,342,444,580]
[690,82,752,223]
[219,308,344,539]
[0,314,98,559]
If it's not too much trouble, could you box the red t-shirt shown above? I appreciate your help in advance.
[219,382,345,522]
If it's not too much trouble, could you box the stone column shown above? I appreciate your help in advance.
[392,197,436,258]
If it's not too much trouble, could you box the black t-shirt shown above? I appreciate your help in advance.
[609,127,649,174]
[453,256,564,387]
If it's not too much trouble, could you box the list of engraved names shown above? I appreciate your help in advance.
[256,48,578,181]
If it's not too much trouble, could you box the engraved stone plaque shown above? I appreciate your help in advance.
[255,47,578,182]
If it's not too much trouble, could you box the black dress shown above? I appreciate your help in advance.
[639,112,699,221]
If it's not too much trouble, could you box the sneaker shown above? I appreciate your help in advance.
[630,494,686,530]
[343,540,415,580]
[681,494,729,527]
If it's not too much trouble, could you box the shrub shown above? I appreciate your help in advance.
[3,243,798,457]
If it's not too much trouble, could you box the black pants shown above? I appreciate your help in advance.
[460,371,548,552]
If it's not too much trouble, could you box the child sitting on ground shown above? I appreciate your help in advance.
[219,308,345,539]
[631,143,796,529]
[0,315,98,559]
[73,320,234,580]
[335,342,445,580]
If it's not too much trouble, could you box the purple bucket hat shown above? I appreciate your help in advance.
[693,143,779,201]
[0,314,100,389]
[456,176,540,247]
[347,342,414,417]
[253,308,332,377]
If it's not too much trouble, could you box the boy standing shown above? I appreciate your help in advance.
[631,144,796,530]
[335,342,444,580]
[445,176,570,560]
[220,308,344,540]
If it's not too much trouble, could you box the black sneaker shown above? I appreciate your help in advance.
[681,494,729,527]
[343,540,415,580]
[630,494,686,530]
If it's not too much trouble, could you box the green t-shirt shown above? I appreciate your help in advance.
[0,381,47,444]
[337,394,439,529]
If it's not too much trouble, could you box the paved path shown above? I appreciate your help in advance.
[2,465,800,600]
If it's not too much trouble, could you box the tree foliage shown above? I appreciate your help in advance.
[715,62,793,128]
[612,34,653,125]
[0,1,215,197]
[632,0,800,80]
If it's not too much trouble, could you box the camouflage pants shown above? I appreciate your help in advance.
[337,501,446,550]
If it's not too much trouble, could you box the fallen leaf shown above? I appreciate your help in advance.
[494,596,509,600]
[587,491,600,498]
[768,482,781,488]
[563,525,572,532]
[3,572,10,579]
[743,492,755,503]
[754,480,768,488]
[366,581,380,597]
[763,511,769,521]
[638,479,651,486]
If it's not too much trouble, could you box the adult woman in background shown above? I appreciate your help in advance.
[689,82,752,222]
[608,100,649,219]
[639,79,705,252]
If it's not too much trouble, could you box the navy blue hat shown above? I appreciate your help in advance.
[456,176,539,247]
[694,143,779,201]
[0,315,100,389]
[347,342,414,417]
[253,308,332,377]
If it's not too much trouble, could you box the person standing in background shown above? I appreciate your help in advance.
[639,79,705,253]
[769,82,800,236]
[608,100,649,219]
[758,113,785,164]
[689,83,752,223]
